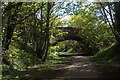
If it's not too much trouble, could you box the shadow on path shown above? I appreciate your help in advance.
[55,56,120,79]
[19,56,120,80]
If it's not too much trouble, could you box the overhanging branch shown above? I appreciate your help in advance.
[9,3,46,27]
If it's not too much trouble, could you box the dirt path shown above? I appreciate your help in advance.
[55,56,120,79]
[29,56,120,80]
[56,56,101,78]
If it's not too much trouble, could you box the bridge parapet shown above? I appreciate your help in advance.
[53,27,80,37]
[56,27,80,33]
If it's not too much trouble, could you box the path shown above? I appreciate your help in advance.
[29,56,120,80]
[54,56,120,79]
[56,56,101,78]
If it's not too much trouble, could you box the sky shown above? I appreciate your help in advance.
[61,15,71,21]
[60,2,113,26]
[37,2,113,26]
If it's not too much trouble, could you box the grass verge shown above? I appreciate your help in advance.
[3,56,72,79]
[89,43,120,67]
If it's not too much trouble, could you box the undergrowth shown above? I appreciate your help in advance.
[3,50,72,79]
[89,43,120,66]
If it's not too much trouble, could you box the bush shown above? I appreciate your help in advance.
[2,43,41,71]
[92,43,120,64]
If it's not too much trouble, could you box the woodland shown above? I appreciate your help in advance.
[1,2,120,79]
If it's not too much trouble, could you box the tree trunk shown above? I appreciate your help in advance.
[4,17,14,50]
[114,2,120,44]
[36,2,44,59]
[42,2,51,62]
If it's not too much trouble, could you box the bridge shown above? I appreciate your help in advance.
[51,27,95,56]
[51,27,82,46]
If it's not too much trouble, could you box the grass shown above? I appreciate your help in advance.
[89,43,120,67]
[3,56,72,79]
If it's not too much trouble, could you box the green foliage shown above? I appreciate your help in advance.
[3,56,72,79]
[49,51,59,60]
[2,2,120,79]
[3,43,41,72]
[91,43,120,64]
[66,48,73,53]
[50,40,82,54]
[94,2,120,44]
[68,6,115,52]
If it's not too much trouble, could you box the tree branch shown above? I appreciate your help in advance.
[99,3,116,36]
[10,3,46,27]
[107,2,115,26]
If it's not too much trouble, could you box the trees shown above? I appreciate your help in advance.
[68,2,115,55]
[96,2,120,44]
[2,2,56,70]
[2,2,23,50]
[42,2,51,62]
[2,2,119,72]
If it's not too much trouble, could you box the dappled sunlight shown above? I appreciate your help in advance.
[53,56,101,78]
[52,56,102,78]
[55,56,120,78]
[2,2,120,79]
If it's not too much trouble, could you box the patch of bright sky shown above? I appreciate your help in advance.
[54,2,114,27]
[87,0,115,2]
[60,2,87,27]
[61,15,71,21]
[64,2,69,5]
[61,15,71,27]
[87,0,94,2]
[60,2,79,19]
[61,2,112,27]
[60,2,71,23]
[61,2,87,22]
